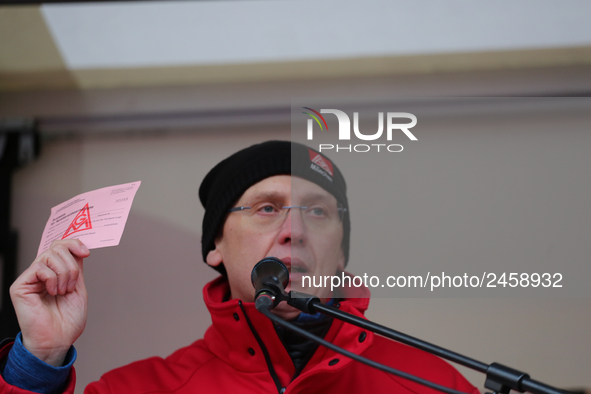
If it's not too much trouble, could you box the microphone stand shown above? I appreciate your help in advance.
[285,291,570,394]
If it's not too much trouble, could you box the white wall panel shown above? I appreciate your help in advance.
[41,0,591,69]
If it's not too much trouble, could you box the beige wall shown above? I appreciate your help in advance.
[1,4,590,388]
[10,106,591,392]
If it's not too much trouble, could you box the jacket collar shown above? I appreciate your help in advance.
[201,276,373,388]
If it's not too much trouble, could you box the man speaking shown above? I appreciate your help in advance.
[0,141,478,393]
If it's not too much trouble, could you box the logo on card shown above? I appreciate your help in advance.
[62,203,92,239]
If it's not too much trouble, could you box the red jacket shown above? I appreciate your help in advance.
[1,277,479,394]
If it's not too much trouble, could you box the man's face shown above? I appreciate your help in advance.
[206,175,345,319]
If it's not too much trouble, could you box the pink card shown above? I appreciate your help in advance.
[37,181,141,256]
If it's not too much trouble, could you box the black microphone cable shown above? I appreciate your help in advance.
[256,297,471,394]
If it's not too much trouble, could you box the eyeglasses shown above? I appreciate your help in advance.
[228,201,346,232]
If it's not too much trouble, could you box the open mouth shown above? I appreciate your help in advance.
[280,257,311,292]
[290,265,307,274]
[280,257,310,276]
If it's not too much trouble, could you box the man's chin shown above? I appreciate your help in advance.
[269,302,304,321]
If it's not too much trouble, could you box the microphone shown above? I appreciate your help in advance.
[251,257,289,310]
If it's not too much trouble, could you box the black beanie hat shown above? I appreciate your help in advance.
[199,140,350,275]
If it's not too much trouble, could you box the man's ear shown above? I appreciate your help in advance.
[337,239,346,272]
[338,253,345,272]
[206,247,223,267]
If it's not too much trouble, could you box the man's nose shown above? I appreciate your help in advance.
[278,207,307,246]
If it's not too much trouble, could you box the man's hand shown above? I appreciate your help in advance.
[10,239,90,367]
